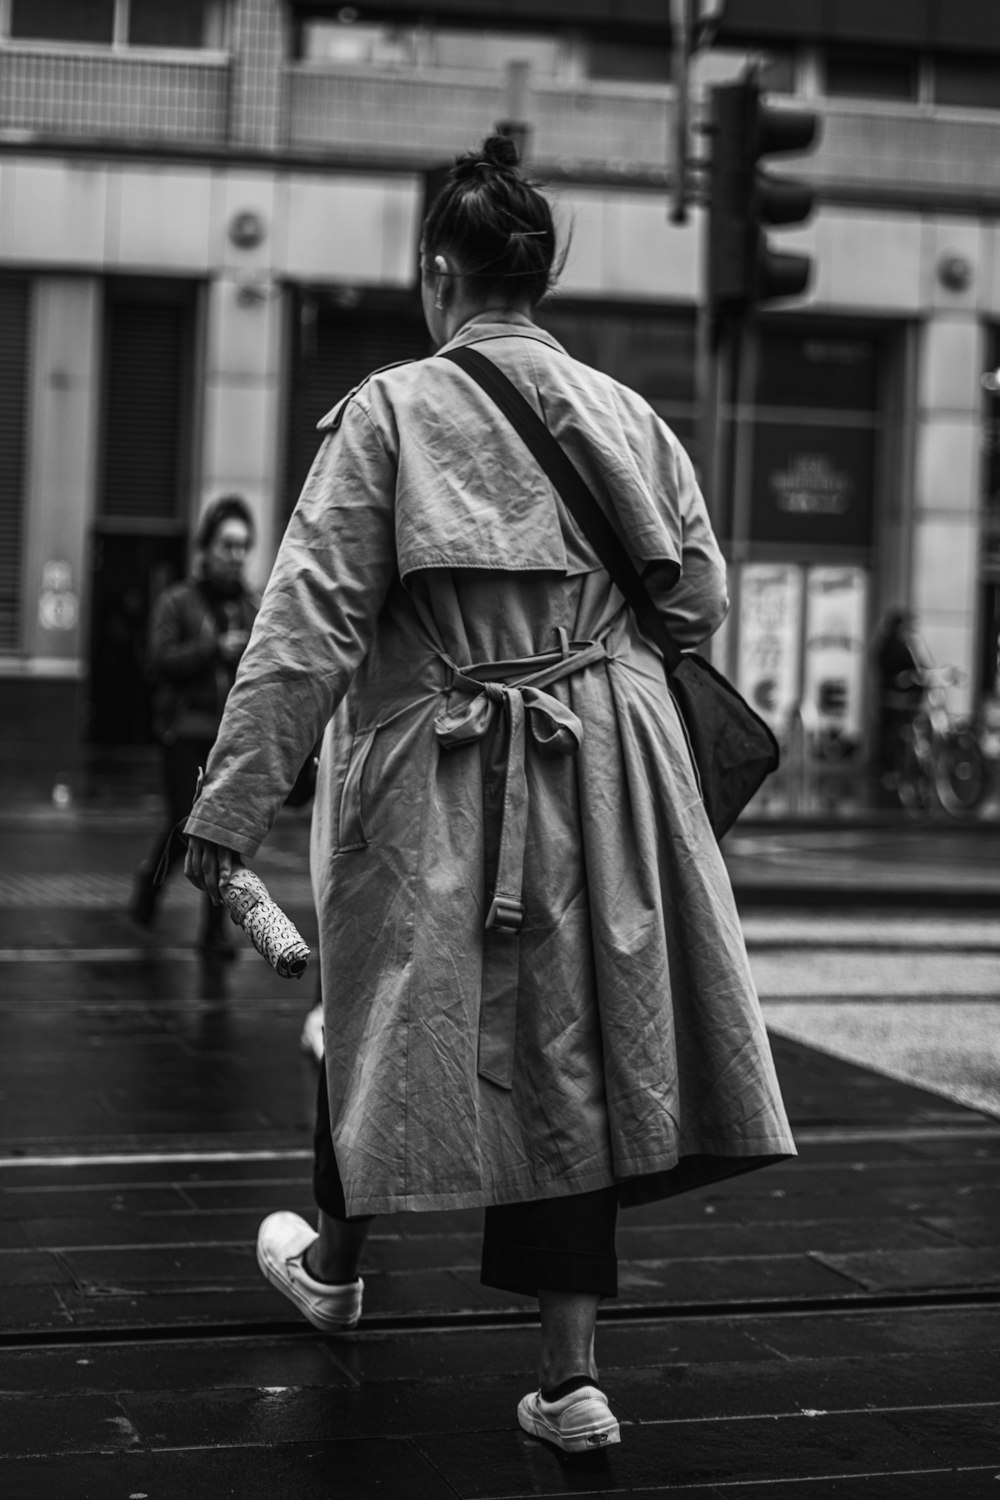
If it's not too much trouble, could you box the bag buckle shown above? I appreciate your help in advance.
[485,895,524,933]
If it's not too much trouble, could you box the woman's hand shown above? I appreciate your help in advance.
[185,836,242,906]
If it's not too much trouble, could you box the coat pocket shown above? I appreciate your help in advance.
[337,726,377,850]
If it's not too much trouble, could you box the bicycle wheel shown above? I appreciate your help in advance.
[935,730,987,816]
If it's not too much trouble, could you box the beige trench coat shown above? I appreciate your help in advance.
[186,317,795,1217]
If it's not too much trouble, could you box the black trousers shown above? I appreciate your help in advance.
[312,1066,619,1298]
[144,736,213,880]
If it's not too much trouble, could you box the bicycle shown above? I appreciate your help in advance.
[891,668,987,818]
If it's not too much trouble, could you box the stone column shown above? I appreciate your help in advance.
[201,168,287,584]
[911,312,984,715]
[18,277,101,787]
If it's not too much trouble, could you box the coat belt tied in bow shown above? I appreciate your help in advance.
[433,636,608,1089]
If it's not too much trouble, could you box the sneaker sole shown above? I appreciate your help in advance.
[517,1399,621,1454]
[255,1242,362,1332]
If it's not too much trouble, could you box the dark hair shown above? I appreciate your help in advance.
[422,134,560,308]
[195,493,255,552]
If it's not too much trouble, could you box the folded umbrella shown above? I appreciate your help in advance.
[220,867,310,979]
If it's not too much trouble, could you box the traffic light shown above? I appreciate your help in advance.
[707,78,820,318]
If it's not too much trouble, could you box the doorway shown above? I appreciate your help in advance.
[87,279,197,748]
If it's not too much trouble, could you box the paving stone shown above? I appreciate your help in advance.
[0,1249,74,1287]
[918,1214,1000,1247]
[59,1242,259,1289]
[1,1439,456,1500]
[0,1336,349,1396]
[51,1285,291,1333]
[0,1184,195,1218]
[706,1472,1000,1498]
[0,1284,71,1333]
[616,1217,951,1258]
[750,1305,1000,1359]
[119,1373,542,1447]
[413,1409,937,1495]
[0,1393,138,1458]
[811,1246,1000,1293]
[880,1404,1000,1466]
[0,1220,29,1249]
[320,1318,768,1386]
[612,1348,1000,1423]
[16,1211,272,1249]
[615,1251,861,1304]
[0,1158,310,1188]
[177,1179,316,1212]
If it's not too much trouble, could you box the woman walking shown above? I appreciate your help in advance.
[130,493,257,953]
[185,135,794,1452]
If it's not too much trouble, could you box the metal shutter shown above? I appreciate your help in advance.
[99,295,190,521]
[285,296,430,516]
[0,278,30,653]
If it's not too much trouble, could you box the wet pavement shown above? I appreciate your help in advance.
[0,798,998,1496]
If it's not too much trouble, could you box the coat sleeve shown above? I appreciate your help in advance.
[184,400,398,857]
[645,433,729,650]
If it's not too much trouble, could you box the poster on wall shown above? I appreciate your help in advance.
[801,566,869,760]
[736,563,803,741]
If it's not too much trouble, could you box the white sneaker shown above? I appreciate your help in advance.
[517,1385,621,1453]
[300,1004,324,1062]
[256,1211,363,1331]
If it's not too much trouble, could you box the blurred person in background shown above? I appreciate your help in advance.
[872,606,926,796]
[129,494,258,953]
[183,135,794,1453]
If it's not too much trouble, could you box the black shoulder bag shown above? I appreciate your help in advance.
[441,344,779,840]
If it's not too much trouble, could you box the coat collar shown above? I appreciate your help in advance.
[436,314,567,359]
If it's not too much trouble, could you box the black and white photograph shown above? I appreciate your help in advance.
[0,2,998,1495]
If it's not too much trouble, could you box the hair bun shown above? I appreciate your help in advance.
[482,133,519,169]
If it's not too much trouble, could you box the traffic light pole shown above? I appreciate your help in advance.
[695,298,719,523]
[669,0,693,224]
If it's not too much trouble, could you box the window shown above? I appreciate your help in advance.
[934,57,1000,111]
[129,0,214,50]
[586,41,670,85]
[7,0,224,50]
[298,19,574,77]
[10,0,115,44]
[296,16,690,87]
[824,47,918,102]
[693,46,796,95]
[538,304,698,457]
[755,332,879,412]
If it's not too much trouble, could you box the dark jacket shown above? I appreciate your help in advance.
[149,577,258,743]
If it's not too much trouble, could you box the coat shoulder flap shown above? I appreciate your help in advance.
[317,361,417,434]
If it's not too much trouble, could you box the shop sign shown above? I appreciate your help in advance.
[801,566,868,760]
[750,422,875,548]
[736,563,802,740]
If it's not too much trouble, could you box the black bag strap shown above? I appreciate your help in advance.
[441,344,683,673]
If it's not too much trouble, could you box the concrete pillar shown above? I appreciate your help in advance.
[200,273,286,587]
[15,277,101,785]
[910,314,984,713]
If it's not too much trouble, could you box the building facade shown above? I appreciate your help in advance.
[2,0,1000,806]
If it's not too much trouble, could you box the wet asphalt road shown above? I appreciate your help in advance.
[0,801,998,1497]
